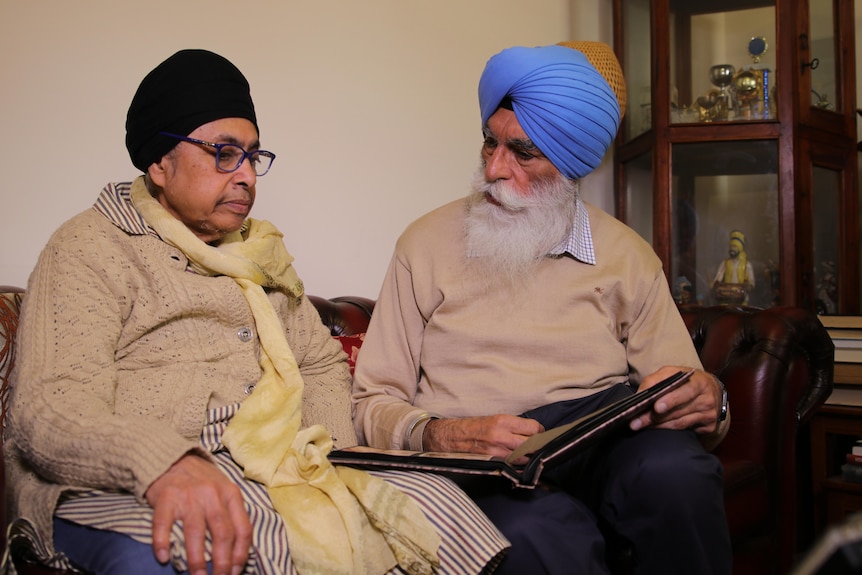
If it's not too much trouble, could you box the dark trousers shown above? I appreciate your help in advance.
[469,384,732,575]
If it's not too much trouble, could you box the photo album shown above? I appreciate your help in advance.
[330,369,695,489]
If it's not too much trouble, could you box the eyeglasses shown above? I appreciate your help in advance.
[158,131,276,176]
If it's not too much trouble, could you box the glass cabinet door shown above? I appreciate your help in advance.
[668,0,777,124]
[619,0,652,141]
[808,0,839,112]
[811,165,841,313]
[621,151,654,242]
[670,140,780,308]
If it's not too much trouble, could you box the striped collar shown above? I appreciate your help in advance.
[92,179,156,237]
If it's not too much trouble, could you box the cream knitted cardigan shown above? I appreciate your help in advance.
[4,184,360,567]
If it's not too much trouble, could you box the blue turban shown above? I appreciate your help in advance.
[478,45,621,179]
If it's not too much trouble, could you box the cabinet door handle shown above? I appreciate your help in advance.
[799,33,820,74]
[802,58,820,74]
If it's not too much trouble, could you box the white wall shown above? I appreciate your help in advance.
[0,0,612,298]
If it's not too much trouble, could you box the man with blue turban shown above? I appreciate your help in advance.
[353,42,732,574]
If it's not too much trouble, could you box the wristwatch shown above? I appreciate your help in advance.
[716,378,729,422]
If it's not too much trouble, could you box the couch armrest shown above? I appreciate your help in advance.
[1,287,25,561]
[679,304,834,574]
[308,295,375,336]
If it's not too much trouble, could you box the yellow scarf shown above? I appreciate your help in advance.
[130,178,439,575]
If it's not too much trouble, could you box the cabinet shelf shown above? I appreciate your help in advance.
[669,0,774,14]
[824,475,862,494]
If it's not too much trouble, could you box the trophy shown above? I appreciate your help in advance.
[747,36,768,64]
[733,70,760,118]
[695,90,725,122]
[709,64,736,115]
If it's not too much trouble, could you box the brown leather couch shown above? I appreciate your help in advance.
[1,288,834,575]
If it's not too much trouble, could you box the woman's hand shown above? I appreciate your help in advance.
[145,453,252,575]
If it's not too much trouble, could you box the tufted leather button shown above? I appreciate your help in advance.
[244,384,256,395]
[237,327,253,342]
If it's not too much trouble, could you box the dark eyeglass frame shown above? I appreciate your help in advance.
[158,131,276,176]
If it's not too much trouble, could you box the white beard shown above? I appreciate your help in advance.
[465,166,579,290]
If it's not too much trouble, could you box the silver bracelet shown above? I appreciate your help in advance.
[403,412,440,450]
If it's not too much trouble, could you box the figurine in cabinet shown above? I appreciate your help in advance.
[712,230,755,304]
[815,260,838,315]
[674,276,696,305]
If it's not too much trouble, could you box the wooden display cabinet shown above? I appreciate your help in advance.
[612,0,859,314]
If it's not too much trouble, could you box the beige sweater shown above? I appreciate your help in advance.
[7,201,356,547]
[353,198,703,449]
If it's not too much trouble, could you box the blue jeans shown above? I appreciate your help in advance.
[53,516,213,575]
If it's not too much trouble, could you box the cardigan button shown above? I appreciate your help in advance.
[244,384,256,395]
[237,327,253,342]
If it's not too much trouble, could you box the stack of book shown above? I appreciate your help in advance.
[843,439,862,483]
[819,316,862,386]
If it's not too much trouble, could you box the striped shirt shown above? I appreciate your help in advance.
[41,404,507,574]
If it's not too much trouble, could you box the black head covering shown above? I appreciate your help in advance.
[125,49,258,172]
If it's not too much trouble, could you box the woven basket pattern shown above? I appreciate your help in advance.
[0,291,23,429]
[558,41,627,118]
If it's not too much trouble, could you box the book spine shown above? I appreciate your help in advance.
[843,435,862,482]
[835,348,862,363]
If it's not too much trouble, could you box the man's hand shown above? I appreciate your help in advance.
[145,453,252,575]
[629,366,723,434]
[423,414,544,464]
